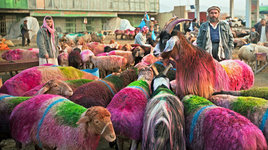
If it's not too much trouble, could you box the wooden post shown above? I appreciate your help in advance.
[0,76,2,88]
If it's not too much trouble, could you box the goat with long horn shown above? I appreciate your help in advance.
[153,17,254,99]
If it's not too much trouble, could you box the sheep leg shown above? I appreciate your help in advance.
[130,140,138,150]
[15,141,22,150]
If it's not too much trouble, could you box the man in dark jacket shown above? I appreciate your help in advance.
[256,19,268,43]
[21,20,30,46]
[197,6,234,61]
[37,16,59,65]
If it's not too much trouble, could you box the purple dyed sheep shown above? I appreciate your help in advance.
[182,95,267,150]
[1,49,39,61]
[0,66,98,96]
[70,68,138,108]
[0,94,31,146]
[107,65,153,150]
[10,94,116,150]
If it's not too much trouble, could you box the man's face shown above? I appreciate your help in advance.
[46,19,53,27]
[24,21,27,24]
[209,10,220,23]
[261,20,266,26]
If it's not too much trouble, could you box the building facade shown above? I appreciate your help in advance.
[0,0,159,36]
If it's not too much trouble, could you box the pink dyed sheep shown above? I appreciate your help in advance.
[0,66,98,96]
[1,49,39,61]
[140,53,161,66]
[182,95,267,150]
[107,66,153,150]
[91,55,127,77]
[220,59,254,91]
[80,50,95,69]
[58,51,68,66]
[10,95,116,150]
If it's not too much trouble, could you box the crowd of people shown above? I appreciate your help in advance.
[19,6,267,66]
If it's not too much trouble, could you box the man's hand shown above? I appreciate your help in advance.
[45,54,49,59]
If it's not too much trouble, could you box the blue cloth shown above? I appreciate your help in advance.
[138,20,146,29]
[151,30,156,41]
[36,98,68,148]
[259,109,268,131]
[209,24,220,43]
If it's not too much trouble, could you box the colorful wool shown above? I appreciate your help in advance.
[0,66,98,96]
[239,87,268,99]
[220,60,254,91]
[142,85,186,150]
[182,95,267,150]
[140,53,160,65]
[80,50,94,63]
[0,94,30,142]
[70,68,138,108]
[10,94,110,150]
[107,80,150,141]
[1,49,39,61]
[209,94,268,141]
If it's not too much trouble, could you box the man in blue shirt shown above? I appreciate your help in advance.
[197,6,234,61]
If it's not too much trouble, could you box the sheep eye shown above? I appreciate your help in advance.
[94,120,100,124]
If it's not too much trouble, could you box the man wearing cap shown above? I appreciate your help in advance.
[20,20,30,46]
[134,26,151,48]
[197,6,234,61]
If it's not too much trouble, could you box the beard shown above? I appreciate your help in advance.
[209,17,219,23]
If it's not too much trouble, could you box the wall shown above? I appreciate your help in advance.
[0,0,28,9]
[156,12,173,29]
[118,15,144,27]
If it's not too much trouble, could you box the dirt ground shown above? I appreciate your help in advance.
[0,35,267,150]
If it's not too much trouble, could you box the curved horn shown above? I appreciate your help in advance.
[165,18,193,34]
[163,63,173,76]
[151,64,159,76]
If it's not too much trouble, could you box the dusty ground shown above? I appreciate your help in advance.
[0,35,267,150]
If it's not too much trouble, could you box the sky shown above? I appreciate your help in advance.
[159,0,268,17]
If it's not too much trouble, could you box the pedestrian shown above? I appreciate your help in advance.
[20,20,30,46]
[249,27,259,44]
[196,6,234,61]
[37,16,59,65]
[256,19,268,43]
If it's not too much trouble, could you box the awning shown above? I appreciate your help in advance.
[30,10,117,17]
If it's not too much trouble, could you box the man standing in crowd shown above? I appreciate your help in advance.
[37,16,59,65]
[20,20,30,46]
[257,19,268,43]
[197,6,234,61]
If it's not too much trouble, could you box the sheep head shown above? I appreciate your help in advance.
[151,64,173,92]
[35,80,73,97]
[137,65,154,85]
[153,18,192,60]
[76,106,116,142]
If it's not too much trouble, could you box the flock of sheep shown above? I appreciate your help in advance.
[0,18,268,150]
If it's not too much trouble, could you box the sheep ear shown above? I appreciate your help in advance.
[76,116,89,125]
[34,82,51,95]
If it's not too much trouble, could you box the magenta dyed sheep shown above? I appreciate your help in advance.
[220,60,254,91]
[107,66,153,150]
[0,66,98,96]
[1,49,39,61]
[10,94,116,150]
[182,95,267,150]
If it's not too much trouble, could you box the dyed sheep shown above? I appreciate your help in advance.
[0,66,98,96]
[1,49,39,61]
[10,94,116,150]
[68,48,83,69]
[142,64,186,150]
[0,94,31,145]
[220,60,254,90]
[140,53,161,66]
[108,49,145,67]
[58,51,68,66]
[81,50,95,69]
[91,55,127,77]
[154,17,254,99]
[209,94,268,141]
[213,87,268,100]
[22,79,73,97]
[182,95,267,150]
[70,68,138,108]
[107,66,153,150]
